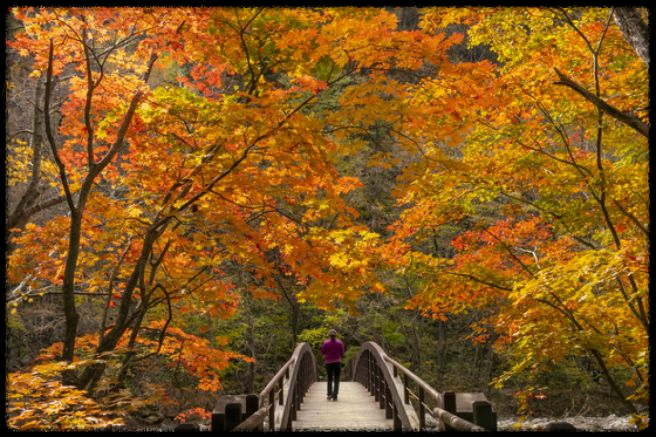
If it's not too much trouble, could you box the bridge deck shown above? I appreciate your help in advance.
[293,381,393,431]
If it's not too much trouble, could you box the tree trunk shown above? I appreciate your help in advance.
[247,311,256,393]
[436,320,448,375]
[613,8,649,67]
[290,303,299,349]
[8,79,43,221]
[589,348,638,414]
[61,210,83,362]
[411,312,422,372]
[61,176,100,364]
[75,228,159,390]
[114,300,150,390]
[390,7,419,31]
[7,80,66,254]
[275,271,299,350]
[44,41,156,367]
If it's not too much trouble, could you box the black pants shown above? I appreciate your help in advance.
[326,363,341,398]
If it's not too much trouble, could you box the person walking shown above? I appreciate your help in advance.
[320,329,345,401]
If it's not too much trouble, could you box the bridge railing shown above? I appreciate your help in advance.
[383,354,495,431]
[208,340,494,431]
[350,342,415,431]
[213,342,317,431]
[350,341,495,431]
[278,342,317,430]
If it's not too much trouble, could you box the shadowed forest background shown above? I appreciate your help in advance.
[6,7,648,430]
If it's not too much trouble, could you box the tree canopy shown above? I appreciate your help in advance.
[6,7,648,430]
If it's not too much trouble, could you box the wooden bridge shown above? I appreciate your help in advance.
[187,342,497,432]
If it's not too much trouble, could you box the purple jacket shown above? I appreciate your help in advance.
[320,338,345,364]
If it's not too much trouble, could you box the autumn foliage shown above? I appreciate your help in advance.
[393,7,648,419]
[6,7,648,429]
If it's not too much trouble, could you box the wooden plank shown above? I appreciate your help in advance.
[293,382,393,431]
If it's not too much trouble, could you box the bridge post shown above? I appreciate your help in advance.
[246,394,259,420]
[212,394,258,431]
[297,380,302,409]
[372,358,378,399]
[403,374,409,404]
[385,384,393,419]
[369,358,379,402]
[211,402,241,431]
[418,386,425,429]
[212,396,239,431]
[225,403,242,431]
[372,354,377,396]
[473,400,496,431]
[441,392,497,431]
[297,379,302,409]
[212,409,224,431]
[299,365,305,404]
[301,356,307,397]
[443,391,456,413]
[441,391,457,431]
[393,403,402,431]
[292,386,298,420]
[367,353,373,394]
[268,390,275,431]
[378,368,385,409]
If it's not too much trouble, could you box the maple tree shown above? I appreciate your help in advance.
[8,7,165,365]
[7,6,453,424]
[6,6,648,429]
[392,6,648,419]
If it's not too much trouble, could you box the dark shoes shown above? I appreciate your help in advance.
[327,395,338,401]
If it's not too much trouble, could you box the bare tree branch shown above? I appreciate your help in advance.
[44,39,76,213]
[553,68,649,139]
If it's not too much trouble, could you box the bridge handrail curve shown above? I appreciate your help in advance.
[230,342,316,431]
[259,354,295,401]
[279,342,317,430]
[350,341,414,430]
[350,341,491,431]
[383,354,444,408]
[384,354,490,431]
[225,341,492,431]
[432,406,487,431]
